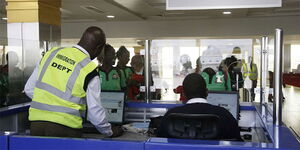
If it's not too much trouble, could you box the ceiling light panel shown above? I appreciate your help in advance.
[167,0,282,10]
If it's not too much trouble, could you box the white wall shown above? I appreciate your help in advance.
[1,16,300,41]
[62,16,300,39]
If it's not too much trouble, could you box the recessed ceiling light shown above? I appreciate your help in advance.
[223,11,231,15]
[2,17,7,20]
[106,15,115,18]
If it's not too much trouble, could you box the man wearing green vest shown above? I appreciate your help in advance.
[98,44,123,91]
[24,27,121,138]
[116,46,133,89]
[242,57,258,101]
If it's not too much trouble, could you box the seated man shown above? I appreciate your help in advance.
[157,73,241,140]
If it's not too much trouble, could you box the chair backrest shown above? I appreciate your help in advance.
[166,113,220,139]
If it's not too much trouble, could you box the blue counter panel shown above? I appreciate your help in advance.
[9,136,145,150]
[0,135,9,150]
[145,137,299,150]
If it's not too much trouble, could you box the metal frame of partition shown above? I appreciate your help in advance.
[260,36,268,105]
[145,40,151,103]
[273,29,283,126]
[258,29,285,148]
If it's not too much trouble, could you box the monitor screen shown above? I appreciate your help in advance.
[100,91,125,124]
[207,91,239,119]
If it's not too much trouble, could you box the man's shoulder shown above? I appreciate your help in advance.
[167,103,233,117]
[166,103,210,114]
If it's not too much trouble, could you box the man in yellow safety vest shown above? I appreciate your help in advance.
[242,57,258,101]
[24,26,122,138]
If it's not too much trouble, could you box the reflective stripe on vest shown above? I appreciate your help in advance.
[36,51,91,105]
[30,47,97,128]
[31,101,81,117]
[242,63,249,78]
[248,65,257,80]
[242,63,257,80]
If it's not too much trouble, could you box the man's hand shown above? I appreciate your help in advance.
[110,125,124,138]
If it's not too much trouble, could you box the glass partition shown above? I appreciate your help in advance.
[0,38,56,107]
[150,39,254,102]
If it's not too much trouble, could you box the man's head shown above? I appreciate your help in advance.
[78,26,106,59]
[98,44,116,66]
[195,57,202,73]
[183,73,208,100]
[116,46,130,65]
[232,47,241,54]
[224,56,238,71]
[130,55,144,73]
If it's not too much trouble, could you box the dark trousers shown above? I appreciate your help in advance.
[30,121,82,138]
[251,80,257,101]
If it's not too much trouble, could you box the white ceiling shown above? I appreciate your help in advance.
[61,0,300,22]
[1,0,299,22]
[0,0,300,44]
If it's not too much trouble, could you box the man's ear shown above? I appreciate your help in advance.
[205,88,208,98]
[183,88,187,100]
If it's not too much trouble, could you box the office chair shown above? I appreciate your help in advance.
[166,113,220,139]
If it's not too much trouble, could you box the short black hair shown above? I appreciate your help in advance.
[104,44,114,55]
[202,67,216,84]
[224,56,238,71]
[116,46,129,58]
[183,73,207,100]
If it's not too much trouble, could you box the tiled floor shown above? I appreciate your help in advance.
[282,86,300,138]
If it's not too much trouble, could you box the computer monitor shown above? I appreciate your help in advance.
[100,91,125,124]
[207,91,239,119]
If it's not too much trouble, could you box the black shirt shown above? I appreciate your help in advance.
[157,102,242,140]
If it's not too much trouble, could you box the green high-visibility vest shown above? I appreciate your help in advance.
[99,68,122,91]
[29,47,97,129]
[209,71,232,91]
[119,67,133,88]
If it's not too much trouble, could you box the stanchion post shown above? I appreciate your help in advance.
[145,40,151,103]
[273,29,283,126]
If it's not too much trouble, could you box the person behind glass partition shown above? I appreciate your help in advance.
[0,53,8,107]
[202,60,232,91]
[242,56,258,101]
[232,46,241,55]
[6,51,25,105]
[127,55,154,101]
[194,57,202,74]
[224,56,244,91]
[127,55,145,101]
[179,54,194,76]
[98,44,122,91]
[116,46,133,89]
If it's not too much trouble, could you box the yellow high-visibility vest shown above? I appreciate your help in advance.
[29,47,97,129]
[242,63,258,80]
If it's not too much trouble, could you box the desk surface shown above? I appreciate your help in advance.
[83,132,149,142]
